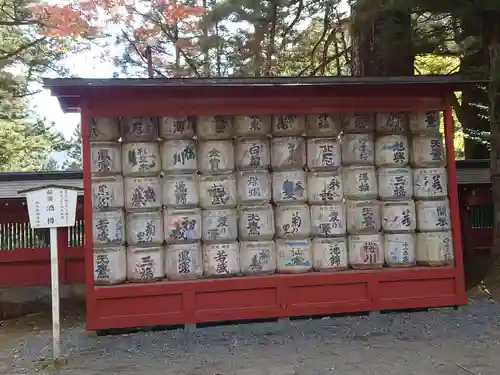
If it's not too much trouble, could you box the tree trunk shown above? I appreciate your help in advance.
[264,4,278,76]
[483,11,500,288]
[202,0,210,76]
[461,48,490,159]
[351,1,414,76]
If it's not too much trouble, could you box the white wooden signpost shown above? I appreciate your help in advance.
[19,185,82,363]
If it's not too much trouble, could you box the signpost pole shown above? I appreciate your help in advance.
[19,184,82,364]
[49,227,61,361]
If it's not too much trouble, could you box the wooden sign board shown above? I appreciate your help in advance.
[23,186,78,229]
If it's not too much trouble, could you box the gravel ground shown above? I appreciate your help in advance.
[1,298,500,375]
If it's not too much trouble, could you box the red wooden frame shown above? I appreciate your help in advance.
[48,78,468,330]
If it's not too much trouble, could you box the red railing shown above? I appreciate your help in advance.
[0,199,85,287]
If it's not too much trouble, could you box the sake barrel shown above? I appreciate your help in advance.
[348,233,384,270]
[271,136,306,170]
[234,116,271,137]
[161,140,197,172]
[307,137,341,170]
[343,165,378,199]
[416,199,451,231]
[197,116,232,140]
[375,135,409,166]
[416,231,454,266]
[159,116,195,139]
[312,237,348,271]
[413,167,448,199]
[162,173,199,207]
[272,170,307,204]
[378,167,413,200]
[92,210,125,247]
[240,240,276,275]
[343,113,375,133]
[341,133,375,165]
[124,176,162,210]
[165,242,203,280]
[306,114,342,137]
[310,203,346,237]
[121,117,158,142]
[202,208,238,243]
[384,233,416,268]
[409,111,441,134]
[203,242,240,277]
[93,246,126,285]
[272,115,305,136]
[307,170,343,204]
[198,140,235,174]
[235,138,270,169]
[411,134,446,167]
[91,175,124,210]
[90,117,120,142]
[375,112,408,134]
[126,210,164,246]
[346,200,381,234]
[122,142,160,176]
[276,238,312,273]
[126,246,164,283]
[275,204,311,238]
[238,203,275,241]
[381,200,416,232]
[199,173,237,208]
[90,142,121,175]
[164,208,202,243]
[237,170,271,204]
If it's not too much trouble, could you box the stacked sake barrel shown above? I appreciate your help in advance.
[121,117,164,282]
[375,113,416,268]
[235,116,276,275]
[271,115,312,273]
[410,113,454,266]
[90,118,127,285]
[197,116,240,277]
[160,116,203,280]
[306,115,348,272]
[342,114,384,269]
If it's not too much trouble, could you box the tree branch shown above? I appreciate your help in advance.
[309,47,352,76]
[280,0,304,51]
[0,37,47,61]
[297,6,332,77]
[121,31,168,78]
[154,17,202,76]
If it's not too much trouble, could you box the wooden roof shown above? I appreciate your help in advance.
[43,75,487,113]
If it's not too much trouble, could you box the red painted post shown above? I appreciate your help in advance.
[81,99,97,328]
[443,104,467,303]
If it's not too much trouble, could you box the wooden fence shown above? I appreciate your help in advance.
[0,198,85,287]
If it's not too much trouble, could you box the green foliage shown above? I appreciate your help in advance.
[0,74,70,171]
[0,0,69,83]
[0,0,71,171]
[62,126,82,171]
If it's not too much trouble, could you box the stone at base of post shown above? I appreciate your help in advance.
[35,357,68,371]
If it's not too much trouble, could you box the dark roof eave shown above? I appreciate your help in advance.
[43,75,489,91]
[0,171,83,182]
[18,184,84,194]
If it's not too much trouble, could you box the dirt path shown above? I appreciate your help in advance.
[1,298,500,375]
